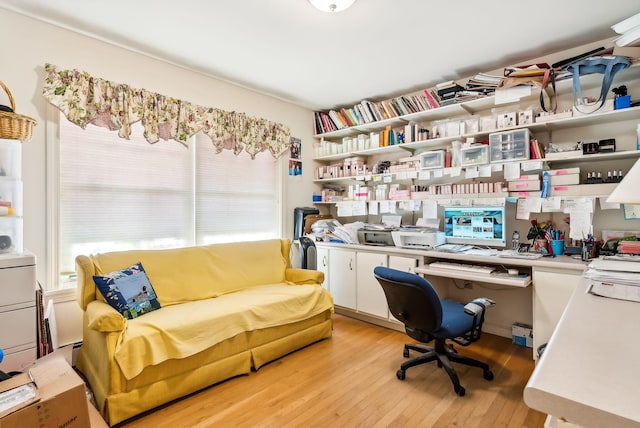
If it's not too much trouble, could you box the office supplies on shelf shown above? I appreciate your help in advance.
[428,261,496,274]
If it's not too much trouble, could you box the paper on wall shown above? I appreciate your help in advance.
[503,162,521,180]
[369,201,378,215]
[516,198,530,220]
[423,199,438,219]
[541,196,562,212]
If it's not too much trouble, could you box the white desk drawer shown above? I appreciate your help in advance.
[0,263,35,310]
[0,306,36,351]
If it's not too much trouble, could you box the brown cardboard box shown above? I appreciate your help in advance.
[0,357,90,428]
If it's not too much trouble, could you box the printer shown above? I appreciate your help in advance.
[357,227,396,246]
[391,227,445,249]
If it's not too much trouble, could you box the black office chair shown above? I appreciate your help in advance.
[373,266,494,396]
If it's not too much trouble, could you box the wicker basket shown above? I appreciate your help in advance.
[0,80,36,141]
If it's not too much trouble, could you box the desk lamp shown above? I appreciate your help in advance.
[606,158,640,203]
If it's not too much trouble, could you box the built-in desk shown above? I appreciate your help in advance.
[524,279,640,427]
[315,242,587,354]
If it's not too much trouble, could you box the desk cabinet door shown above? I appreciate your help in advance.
[356,251,388,318]
[316,247,330,292]
[533,267,581,358]
[329,248,356,309]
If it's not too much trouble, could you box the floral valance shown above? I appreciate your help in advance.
[42,63,290,158]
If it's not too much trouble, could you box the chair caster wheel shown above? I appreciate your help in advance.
[396,370,406,380]
[456,386,466,397]
[484,370,494,381]
[403,348,410,358]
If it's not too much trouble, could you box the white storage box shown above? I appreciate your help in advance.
[460,145,489,167]
[549,174,580,186]
[419,150,445,170]
[489,128,531,163]
[508,180,541,191]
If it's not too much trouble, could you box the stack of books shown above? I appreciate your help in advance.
[313,89,441,134]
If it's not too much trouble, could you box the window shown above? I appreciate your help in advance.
[50,112,281,290]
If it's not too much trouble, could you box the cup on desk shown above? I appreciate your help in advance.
[550,239,564,256]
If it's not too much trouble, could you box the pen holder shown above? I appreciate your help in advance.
[550,239,564,256]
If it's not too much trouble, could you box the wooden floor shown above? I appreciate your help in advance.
[118,314,546,428]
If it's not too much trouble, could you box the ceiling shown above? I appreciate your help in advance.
[0,1,638,111]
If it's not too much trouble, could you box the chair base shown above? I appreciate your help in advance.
[396,338,493,396]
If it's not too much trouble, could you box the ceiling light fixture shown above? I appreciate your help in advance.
[309,0,356,13]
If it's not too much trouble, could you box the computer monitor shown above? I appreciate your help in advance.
[443,206,506,247]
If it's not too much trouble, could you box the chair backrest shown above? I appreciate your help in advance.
[373,266,443,334]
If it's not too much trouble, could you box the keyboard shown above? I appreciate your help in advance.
[428,261,496,274]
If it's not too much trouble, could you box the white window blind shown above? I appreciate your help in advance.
[55,114,279,289]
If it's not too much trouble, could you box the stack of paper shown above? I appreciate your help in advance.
[585,258,640,302]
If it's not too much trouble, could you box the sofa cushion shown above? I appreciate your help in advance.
[90,239,287,306]
[113,283,333,379]
[93,262,162,319]
[203,239,287,295]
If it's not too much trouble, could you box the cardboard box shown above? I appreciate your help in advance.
[512,323,533,348]
[0,358,90,428]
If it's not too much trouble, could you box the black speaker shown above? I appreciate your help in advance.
[293,207,319,241]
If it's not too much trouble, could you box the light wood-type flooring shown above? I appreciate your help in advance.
[118,314,546,428]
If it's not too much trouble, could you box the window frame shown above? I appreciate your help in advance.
[45,105,284,291]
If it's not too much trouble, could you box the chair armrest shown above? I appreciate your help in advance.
[285,268,324,285]
[86,300,127,332]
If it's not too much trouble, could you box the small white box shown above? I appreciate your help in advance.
[549,174,580,185]
[546,167,580,176]
[512,323,533,348]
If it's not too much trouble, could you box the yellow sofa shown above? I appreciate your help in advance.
[75,239,333,426]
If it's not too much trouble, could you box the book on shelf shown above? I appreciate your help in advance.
[339,107,355,126]
[328,110,346,129]
[423,89,440,108]
[529,139,545,160]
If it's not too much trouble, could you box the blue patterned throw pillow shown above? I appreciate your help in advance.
[93,262,161,319]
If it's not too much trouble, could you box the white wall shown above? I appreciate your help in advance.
[0,9,315,345]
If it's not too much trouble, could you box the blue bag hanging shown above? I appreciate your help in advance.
[566,56,631,113]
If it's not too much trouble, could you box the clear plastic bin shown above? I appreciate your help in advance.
[489,129,531,163]
[0,139,21,179]
[0,217,23,254]
[419,150,445,169]
[0,179,22,216]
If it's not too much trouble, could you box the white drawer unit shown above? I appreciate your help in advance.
[0,251,37,372]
